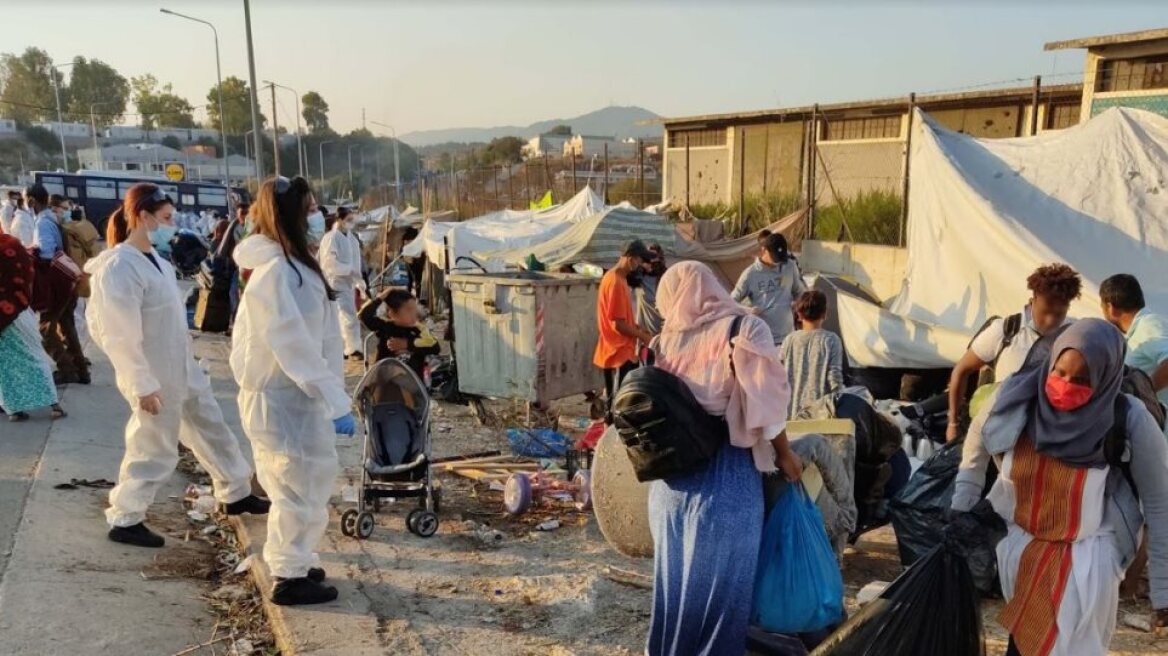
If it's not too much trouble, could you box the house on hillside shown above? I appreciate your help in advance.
[563,135,638,159]
[523,134,570,159]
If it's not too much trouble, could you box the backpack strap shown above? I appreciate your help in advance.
[1000,313,1023,351]
[1104,395,1139,500]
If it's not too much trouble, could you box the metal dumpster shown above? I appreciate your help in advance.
[447,271,603,403]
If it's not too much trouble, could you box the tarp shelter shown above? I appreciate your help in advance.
[402,187,605,271]
[840,107,1168,368]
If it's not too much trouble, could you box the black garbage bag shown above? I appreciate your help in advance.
[809,543,984,656]
[944,500,1007,595]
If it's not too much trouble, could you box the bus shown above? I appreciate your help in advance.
[32,170,249,237]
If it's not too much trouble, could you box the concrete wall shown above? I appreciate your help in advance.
[664,140,731,206]
[730,122,804,202]
[1081,39,1168,120]
[815,140,904,200]
[801,239,908,302]
[929,105,1025,138]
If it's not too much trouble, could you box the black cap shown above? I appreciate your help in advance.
[622,239,653,261]
[24,183,48,205]
[763,233,789,262]
[337,206,351,219]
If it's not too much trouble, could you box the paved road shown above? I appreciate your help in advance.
[0,393,55,580]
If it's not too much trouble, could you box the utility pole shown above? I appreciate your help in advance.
[243,0,264,179]
[362,108,366,131]
[268,84,281,175]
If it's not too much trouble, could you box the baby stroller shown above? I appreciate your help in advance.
[168,231,210,278]
[339,357,441,540]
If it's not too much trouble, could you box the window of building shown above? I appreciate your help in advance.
[125,163,141,171]
[86,180,117,200]
[1096,55,1168,93]
[668,128,727,148]
[181,193,197,207]
[822,115,902,141]
[1046,102,1081,130]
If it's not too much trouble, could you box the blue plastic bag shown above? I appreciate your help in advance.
[752,482,846,634]
[505,428,570,458]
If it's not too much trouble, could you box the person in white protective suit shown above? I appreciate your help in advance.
[86,183,269,549]
[318,206,366,360]
[231,175,357,606]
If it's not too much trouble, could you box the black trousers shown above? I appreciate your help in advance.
[602,361,638,423]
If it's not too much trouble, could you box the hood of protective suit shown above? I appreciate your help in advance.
[233,234,286,271]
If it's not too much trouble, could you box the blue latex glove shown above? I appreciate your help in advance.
[333,414,357,437]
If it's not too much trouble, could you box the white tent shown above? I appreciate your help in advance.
[839,107,1168,368]
[402,187,605,270]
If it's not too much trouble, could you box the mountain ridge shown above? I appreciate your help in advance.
[400,105,662,147]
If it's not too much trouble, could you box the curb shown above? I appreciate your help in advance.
[228,515,300,656]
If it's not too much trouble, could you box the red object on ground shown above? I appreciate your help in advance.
[577,421,606,451]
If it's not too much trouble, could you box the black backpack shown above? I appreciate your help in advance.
[1103,366,1167,499]
[969,313,1023,387]
[612,316,744,482]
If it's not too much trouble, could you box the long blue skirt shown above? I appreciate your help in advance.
[646,442,764,656]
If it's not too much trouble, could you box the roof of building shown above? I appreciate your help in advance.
[1045,27,1168,51]
[660,83,1083,128]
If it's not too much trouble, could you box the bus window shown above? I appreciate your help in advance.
[41,176,65,196]
[66,186,81,199]
[118,182,136,199]
[198,188,228,207]
[181,193,196,207]
[159,184,179,202]
[87,179,117,200]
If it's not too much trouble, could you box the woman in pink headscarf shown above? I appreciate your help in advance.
[646,260,802,656]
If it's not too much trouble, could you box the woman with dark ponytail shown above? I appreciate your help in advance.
[86,183,267,549]
[230,176,354,606]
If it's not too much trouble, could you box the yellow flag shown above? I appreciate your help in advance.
[529,191,553,210]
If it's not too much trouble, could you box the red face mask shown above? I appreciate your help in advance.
[1045,375,1093,412]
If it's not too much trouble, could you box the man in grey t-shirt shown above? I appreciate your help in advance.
[635,243,666,335]
[732,233,807,346]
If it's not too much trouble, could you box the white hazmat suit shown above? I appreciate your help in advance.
[85,244,254,528]
[231,235,350,579]
[318,222,364,356]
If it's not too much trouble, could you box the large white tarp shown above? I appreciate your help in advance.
[402,187,604,270]
[841,107,1168,368]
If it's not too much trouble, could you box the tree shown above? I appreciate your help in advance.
[65,57,128,129]
[206,76,263,135]
[161,135,182,150]
[131,74,194,131]
[482,136,524,164]
[302,91,330,134]
[0,47,62,124]
[547,124,572,136]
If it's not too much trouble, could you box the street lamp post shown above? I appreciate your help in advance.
[370,121,401,204]
[49,59,76,171]
[263,80,304,177]
[88,101,113,170]
[319,139,335,200]
[347,144,357,199]
[160,8,230,195]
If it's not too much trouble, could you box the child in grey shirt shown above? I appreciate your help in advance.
[780,291,844,417]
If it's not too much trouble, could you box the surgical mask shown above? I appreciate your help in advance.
[1045,375,1092,412]
[307,211,326,242]
[149,221,179,246]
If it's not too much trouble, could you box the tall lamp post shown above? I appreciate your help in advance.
[263,80,304,177]
[370,120,401,204]
[318,139,335,200]
[346,144,358,199]
[160,8,230,195]
[88,101,113,170]
[49,59,76,171]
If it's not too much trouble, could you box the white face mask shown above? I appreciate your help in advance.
[307,211,325,242]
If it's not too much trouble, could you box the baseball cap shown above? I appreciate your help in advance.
[622,239,653,261]
[763,233,790,262]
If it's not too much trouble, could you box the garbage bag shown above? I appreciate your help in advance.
[505,428,570,458]
[809,543,984,656]
[752,483,846,634]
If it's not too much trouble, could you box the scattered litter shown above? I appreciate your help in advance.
[462,520,504,546]
[558,415,592,430]
[233,554,256,575]
[536,519,560,532]
[856,580,891,606]
[602,565,652,590]
[187,510,208,522]
[210,583,250,602]
[505,428,570,458]
[229,639,255,656]
[340,484,359,503]
[53,478,116,490]
[1123,612,1152,633]
[488,480,506,492]
[185,483,213,498]
[190,495,217,514]
[201,525,219,536]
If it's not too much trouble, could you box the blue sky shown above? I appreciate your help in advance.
[5,2,1163,134]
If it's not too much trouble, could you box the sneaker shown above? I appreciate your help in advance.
[108,522,165,548]
[271,577,338,606]
[308,567,326,583]
[224,494,271,516]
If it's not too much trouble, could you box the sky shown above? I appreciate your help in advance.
[4,1,1164,136]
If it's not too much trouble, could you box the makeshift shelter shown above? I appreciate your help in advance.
[838,107,1168,369]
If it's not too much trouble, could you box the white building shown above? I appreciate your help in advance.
[77,143,254,184]
[35,121,92,143]
[522,134,570,159]
[563,135,638,159]
[102,125,219,144]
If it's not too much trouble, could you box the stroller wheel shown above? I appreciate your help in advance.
[504,473,533,516]
[573,470,593,511]
[414,510,439,538]
[356,512,376,540]
[406,509,424,535]
[340,509,359,537]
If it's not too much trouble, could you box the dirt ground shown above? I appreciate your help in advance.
[328,370,1168,656]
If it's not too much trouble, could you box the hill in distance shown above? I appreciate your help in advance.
[400,105,661,147]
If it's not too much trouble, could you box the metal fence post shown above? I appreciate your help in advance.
[507,163,514,209]
[603,142,609,204]
[637,138,645,208]
[738,128,746,236]
[1030,75,1042,136]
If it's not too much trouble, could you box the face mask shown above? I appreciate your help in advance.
[53,207,68,223]
[1045,375,1093,412]
[149,220,178,245]
[345,218,357,231]
[626,270,643,288]
[307,211,325,242]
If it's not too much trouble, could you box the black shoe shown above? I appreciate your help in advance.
[271,577,338,606]
[224,494,271,516]
[308,567,326,583]
[76,372,91,385]
[108,522,165,548]
[53,371,79,386]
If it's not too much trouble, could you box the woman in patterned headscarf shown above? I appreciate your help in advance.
[0,233,65,421]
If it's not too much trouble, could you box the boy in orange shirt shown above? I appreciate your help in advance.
[594,240,657,422]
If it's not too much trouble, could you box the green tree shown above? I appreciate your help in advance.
[547,124,572,136]
[302,91,330,134]
[0,47,62,123]
[131,74,194,131]
[482,136,524,164]
[206,76,262,135]
[65,57,128,129]
[160,135,182,150]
